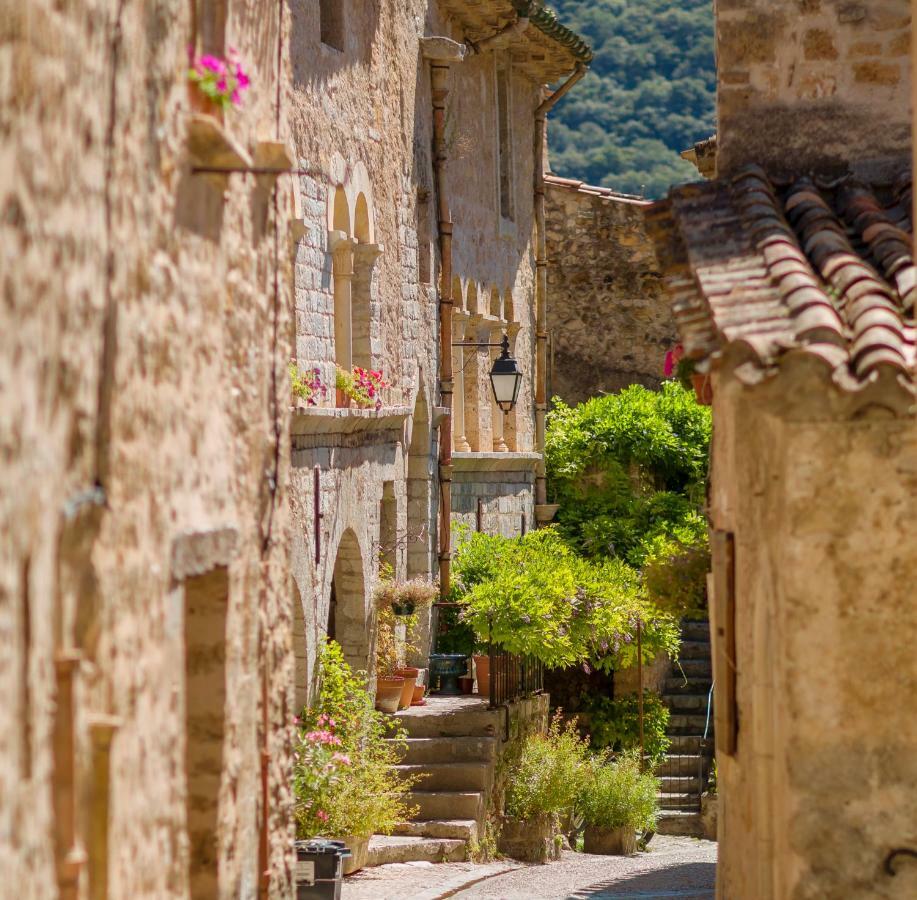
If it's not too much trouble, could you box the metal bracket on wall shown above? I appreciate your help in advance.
[313,466,323,565]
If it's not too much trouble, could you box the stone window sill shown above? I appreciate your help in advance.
[451,451,541,473]
[290,405,412,437]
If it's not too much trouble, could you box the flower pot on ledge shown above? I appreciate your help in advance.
[691,372,713,406]
[335,387,352,409]
[583,824,637,855]
[393,667,419,710]
[374,675,404,713]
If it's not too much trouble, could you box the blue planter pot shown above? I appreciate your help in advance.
[428,653,468,696]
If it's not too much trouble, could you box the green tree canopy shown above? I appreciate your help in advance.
[547,0,716,198]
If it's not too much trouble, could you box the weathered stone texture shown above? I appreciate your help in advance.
[716,0,912,175]
[708,372,917,900]
[544,181,674,404]
[1,0,295,896]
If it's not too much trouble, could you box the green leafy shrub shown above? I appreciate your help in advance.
[583,692,671,765]
[293,641,418,838]
[451,528,679,671]
[578,753,660,831]
[641,525,710,618]
[503,715,593,821]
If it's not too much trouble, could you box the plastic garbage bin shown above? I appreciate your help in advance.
[294,839,351,899]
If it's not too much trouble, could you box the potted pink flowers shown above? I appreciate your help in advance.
[335,366,388,410]
[290,362,327,408]
[187,47,250,118]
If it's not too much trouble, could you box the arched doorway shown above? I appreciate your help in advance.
[328,530,369,672]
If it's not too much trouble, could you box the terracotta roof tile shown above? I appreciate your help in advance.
[648,161,915,398]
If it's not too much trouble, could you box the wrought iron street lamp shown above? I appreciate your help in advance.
[453,334,523,414]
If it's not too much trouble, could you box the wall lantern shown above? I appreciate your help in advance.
[453,334,523,414]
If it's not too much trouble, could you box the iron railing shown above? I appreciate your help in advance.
[487,647,544,708]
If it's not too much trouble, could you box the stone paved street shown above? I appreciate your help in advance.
[342,836,716,900]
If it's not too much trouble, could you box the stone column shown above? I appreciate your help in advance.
[352,242,383,371]
[329,231,355,372]
[452,312,470,451]
[490,324,508,452]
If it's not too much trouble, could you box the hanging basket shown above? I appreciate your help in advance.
[391,599,416,617]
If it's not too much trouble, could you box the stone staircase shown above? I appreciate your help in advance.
[656,618,714,837]
[366,698,502,867]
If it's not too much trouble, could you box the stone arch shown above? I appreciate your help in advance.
[406,384,433,578]
[328,530,369,672]
[354,193,371,243]
[489,285,502,319]
[467,281,479,316]
[332,185,350,233]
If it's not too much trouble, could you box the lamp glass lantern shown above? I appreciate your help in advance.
[488,336,523,414]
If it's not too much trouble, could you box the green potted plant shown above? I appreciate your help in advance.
[374,610,405,713]
[498,715,592,863]
[293,642,419,873]
[578,753,659,855]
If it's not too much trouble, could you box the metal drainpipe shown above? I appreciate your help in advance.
[533,63,586,515]
[427,52,457,602]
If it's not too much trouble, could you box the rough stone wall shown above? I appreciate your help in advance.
[451,456,538,543]
[708,370,917,900]
[716,0,912,176]
[1,1,295,897]
[287,0,545,693]
[545,181,674,404]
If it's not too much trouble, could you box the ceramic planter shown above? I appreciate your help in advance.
[458,675,474,695]
[335,387,352,408]
[498,814,561,863]
[188,82,224,121]
[428,653,468,695]
[391,600,416,616]
[583,824,637,855]
[411,682,426,705]
[393,667,419,710]
[691,372,713,406]
[473,654,490,696]
[337,834,369,875]
[374,675,404,713]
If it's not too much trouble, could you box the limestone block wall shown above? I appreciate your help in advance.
[708,371,917,899]
[450,455,538,543]
[716,0,912,176]
[545,179,674,404]
[1,0,295,897]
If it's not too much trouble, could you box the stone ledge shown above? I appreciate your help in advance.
[290,406,412,437]
[451,451,541,473]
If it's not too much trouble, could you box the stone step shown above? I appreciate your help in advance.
[658,774,703,794]
[396,704,501,739]
[677,659,713,678]
[396,762,493,793]
[407,790,484,822]
[656,810,705,838]
[391,736,498,765]
[678,640,712,659]
[658,791,701,810]
[365,835,467,867]
[665,693,711,712]
[681,620,711,642]
[668,734,711,754]
[665,676,713,695]
[667,713,713,735]
[391,819,479,841]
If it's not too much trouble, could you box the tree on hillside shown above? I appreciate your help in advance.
[547,0,716,199]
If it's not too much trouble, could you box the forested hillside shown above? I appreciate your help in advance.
[547,0,716,199]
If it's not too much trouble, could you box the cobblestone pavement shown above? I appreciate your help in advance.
[341,836,716,900]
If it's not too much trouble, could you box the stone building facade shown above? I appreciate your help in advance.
[2,1,297,897]
[286,0,590,707]
[544,176,674,403]
[649,1,917,897]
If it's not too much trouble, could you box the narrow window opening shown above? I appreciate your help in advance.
[184,566,229,898]
[496,67,514,222]
[196,1,227,56]
[319,0,345,51]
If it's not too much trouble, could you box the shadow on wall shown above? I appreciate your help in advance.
[290,0,382,87]
[568,862,716,899]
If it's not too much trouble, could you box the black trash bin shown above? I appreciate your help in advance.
[294,839,351,899]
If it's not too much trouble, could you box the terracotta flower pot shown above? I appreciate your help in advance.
[459,675,474,694]
[583,824,637,855]
[394,667,419,710]
[336,387,352,408]
[374,675,404,713]
[187,81,224,122]
[411,683,426,705]
[691,372,713,406]
[473,654,490,696]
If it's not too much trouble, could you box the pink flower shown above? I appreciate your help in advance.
[198,54,226,74]
[332,752,351,765]
[316,810,329,823]
[663,344,684,378]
